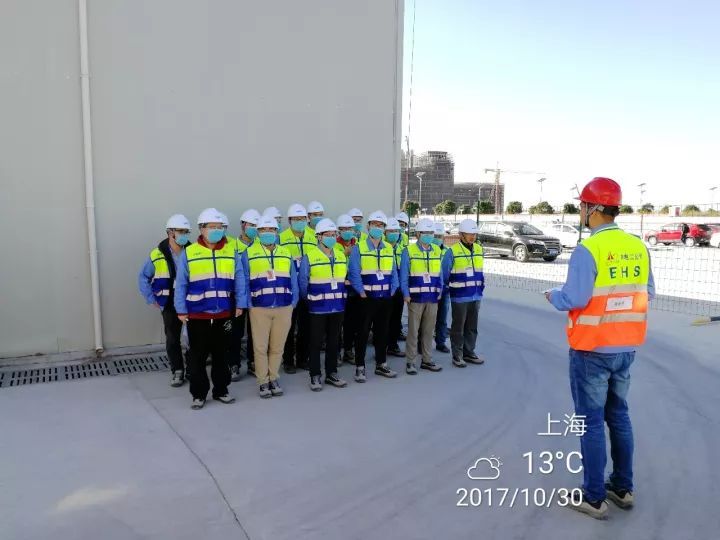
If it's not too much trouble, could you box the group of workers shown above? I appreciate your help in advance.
[138,204,485,408]
[138,177,655,520]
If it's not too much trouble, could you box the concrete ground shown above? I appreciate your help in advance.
[1,288,719,540]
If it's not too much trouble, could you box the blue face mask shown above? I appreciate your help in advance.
[420,234,434,245]
[340,230,355,241]
[174,233,190,246]
[259,232,277,246]
[291,220,308,233]
[321,236,337,249]
[353,223,363,232]
[369,227,384,240]
[245,226,257,240]
[432,237,442,245]
[207,229,224,243]
[310,216,323,228]
[385,232,400,243]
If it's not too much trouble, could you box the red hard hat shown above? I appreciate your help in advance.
[578,177,622,206]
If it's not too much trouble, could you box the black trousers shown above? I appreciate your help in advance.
[162,306,186,373]
[387,290,404,349]
[283,299,309,368]
[355,297,392,367]
[187,318,231,400]
[228,310,254,368]
[308,312,343,377]
[343,294,362,351]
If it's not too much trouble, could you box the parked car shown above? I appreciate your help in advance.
[644,223,711,247]
[477,221,562,262]
[540,222,589,248]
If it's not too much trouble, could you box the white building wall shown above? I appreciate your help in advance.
[0,0,403,358]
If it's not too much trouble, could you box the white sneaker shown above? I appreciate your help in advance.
[309,375,323,392]
[354,366,367,383]
[170,370,185,387]
[213,394,236,404]
[191,398,205,410]
[569,490,609,520]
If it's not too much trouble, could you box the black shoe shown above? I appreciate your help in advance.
[374,363,397,378]
[325,373,348,388]
[284,364,297,374]
[605,482,634,509]
[230,365,242,382]
[387,346,405,358]
[421,361,442,372]
[398,332,407,342]
[435,343,450,353]
[343,350,356,365]
[297,363,309,371]
[258,384,272,398]
[463,354,485,365]
[269,380,284,396]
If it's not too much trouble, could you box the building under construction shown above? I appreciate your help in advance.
[400,150,504,212]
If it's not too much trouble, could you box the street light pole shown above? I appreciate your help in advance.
[637,182,647,237]
[710,186,718,211]
[537,177,546,203]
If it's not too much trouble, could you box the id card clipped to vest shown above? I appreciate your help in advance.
[266,269,276,282]
[330,278,338,290]
[423,272,431,284]
[376,271,385,281]
[466,267,474,277]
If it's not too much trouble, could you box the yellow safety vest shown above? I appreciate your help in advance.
[150,247,171,307]
[448,242,484,301]
[358,239,395,299]
[407,243,443,303]
[305,246,348,313]
[246,242,293,308]
[185,241,236,314]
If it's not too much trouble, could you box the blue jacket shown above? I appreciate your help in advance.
[549,223,656,353]
[347,237,399,297]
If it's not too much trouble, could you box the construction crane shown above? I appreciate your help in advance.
[483,163,546,218]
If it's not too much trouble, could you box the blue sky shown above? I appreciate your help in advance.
[402,0,720,207]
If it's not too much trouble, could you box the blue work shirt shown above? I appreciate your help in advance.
[400,243,447,300]
[174,245,248,314]
[347,237,399,297]
[138,248,183,305]
[441,245,485,303]
[549,222,656,353]
[241,249,299,309]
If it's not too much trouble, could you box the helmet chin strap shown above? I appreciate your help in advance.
[583,204,605,228]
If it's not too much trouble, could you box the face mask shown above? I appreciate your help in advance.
[245,226,258,240]
[174,233,190,246]
[321,236,337,249]
[291,220,308,232]
[432,237,442,246]
[385,232,400,243]
[353,223,363,232]
[369,227,384,240]
[420,234,434,245]
[340,230,355,241]
[259,232,277,246]
[310,216,323,228]
[206,229,224,243]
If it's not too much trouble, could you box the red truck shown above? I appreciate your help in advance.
[644,223,711,247]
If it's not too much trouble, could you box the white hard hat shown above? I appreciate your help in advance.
[219,212,229,226]
[367,210,388,225]
[262,206,282,219]
[416,218,435,233]
[287,203,308,218]
[257,216,279,230]
[434,223,446,236]
[166,214,191,230]
[336,214,355,228]
[385,217,401,231]
[396,212,409,224]
[307,201,325,214]
[459,219,479,234]
[197,208,225,225]
[315,218,337,234]
[240,209,261,225]
[348,208,364,218]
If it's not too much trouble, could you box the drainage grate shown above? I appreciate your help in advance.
[0,354,170,388]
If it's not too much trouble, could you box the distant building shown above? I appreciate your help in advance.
[401,151,504,212]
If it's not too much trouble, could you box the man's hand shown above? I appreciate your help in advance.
[544,291,553,303]
[154,302,161,309]
[235,308,244,317]
[404,296,411,304]
[360,293,367,299]
[178,314,189,323]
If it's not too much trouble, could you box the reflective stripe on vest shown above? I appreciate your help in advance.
[185,242,236,314]
[306,246,347,313]
[407,243,442,303]
[567,227,649,350]
[279,227,318,270]
[358,240,395,299]
[449,242,484,300]
[247,243,293,308]
[150,248,171,308]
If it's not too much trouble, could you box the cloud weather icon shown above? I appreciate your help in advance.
[467,456,503,480]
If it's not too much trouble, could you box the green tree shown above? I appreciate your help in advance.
[402,200,420,218]
[639,203,654,214]
[659,205,670,214]
[683,204,701,215]
[474,200,495,214]
[444,200,458,216]
[433,202,445,215]
[458,204,473,215]
[506,201,523,214]
[563,203,579,214]
[619,205,634,214]
[529,201,554,214]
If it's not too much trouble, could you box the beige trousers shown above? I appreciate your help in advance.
[250,305,293,385]
[406,302,438,365]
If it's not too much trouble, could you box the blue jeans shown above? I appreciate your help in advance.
[434,293,450,346]
[569,349,635,502]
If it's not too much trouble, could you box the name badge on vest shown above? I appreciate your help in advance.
[466,267,474,277]
[606,296,633,312]
[267,269,276,282]
[330,279,338,290]
[376,271,385,280]
[423,273,431,284]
